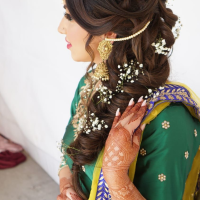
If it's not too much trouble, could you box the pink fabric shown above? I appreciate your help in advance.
[0,151,26,169]
[0,134,23,153]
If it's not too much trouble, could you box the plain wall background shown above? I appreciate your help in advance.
[0,0,199,183]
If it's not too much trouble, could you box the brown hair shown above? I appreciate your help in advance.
[65,0,178,199]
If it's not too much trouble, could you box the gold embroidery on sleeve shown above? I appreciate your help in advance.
[57,140,68,175]
[71,72,100,140]
[162,121,170,129]
[185,151,189,159]
[194,129,198,137]
[140,148,147,156]
[158,174,166,182]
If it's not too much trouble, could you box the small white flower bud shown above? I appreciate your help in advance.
[98,124,102,130]
[148,89,153,93]
[135,70,139,76]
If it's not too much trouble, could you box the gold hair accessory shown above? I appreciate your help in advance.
[105,21,151,42]
[94,21,151,81]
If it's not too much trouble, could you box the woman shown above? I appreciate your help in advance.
[57,0,200,199]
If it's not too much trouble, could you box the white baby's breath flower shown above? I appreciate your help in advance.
[135,70,139,76]
[159,86,165,90]
[126,68,131,74]
[148,89,153,93]
[98,124,102,130]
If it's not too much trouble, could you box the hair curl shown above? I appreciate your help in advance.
[64,0,178,199]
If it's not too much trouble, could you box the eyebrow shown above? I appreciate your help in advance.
[63,5,67,9]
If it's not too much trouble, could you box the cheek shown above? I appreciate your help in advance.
[69,27,92,61]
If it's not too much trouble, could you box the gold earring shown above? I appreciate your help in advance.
[93,39,113,81]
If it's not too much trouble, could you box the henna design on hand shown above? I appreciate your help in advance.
[119,105,134,121]
[57,194,63,200]
[69,193,83,200]
[60,176,73,194]
[111,115,121,129]
[102,99,147,200]
[128,105,147,124]
[57,175,74,200]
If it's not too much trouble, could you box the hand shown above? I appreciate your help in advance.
[103,97,147,173]
[102,97,147,200]
[57,166,82,200]
[66,188,83,200]
[57,182,82,200]
[57,174,73,200]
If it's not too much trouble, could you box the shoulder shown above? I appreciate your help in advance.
[76,70,94,94]
[150,102,193,127]
[143,102,197,144]
[76,74,87,92]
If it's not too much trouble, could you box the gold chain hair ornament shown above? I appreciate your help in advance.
[93,21,151,81]
[105,21,151,42]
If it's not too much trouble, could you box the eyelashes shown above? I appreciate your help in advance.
[63,11,73,21]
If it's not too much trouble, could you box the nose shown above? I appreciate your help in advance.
[57,17,66,34]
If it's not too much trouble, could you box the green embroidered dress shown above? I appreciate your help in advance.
[59,74,200,200]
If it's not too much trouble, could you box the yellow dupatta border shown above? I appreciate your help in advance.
[89,82,200,200]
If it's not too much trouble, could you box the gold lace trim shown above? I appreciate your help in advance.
[71,72,101,140]
[148,85,200,114]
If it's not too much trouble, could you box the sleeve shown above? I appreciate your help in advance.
[134,102,200,200]
[58,75,86,174]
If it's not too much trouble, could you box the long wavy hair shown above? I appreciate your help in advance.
[64,0,178,199]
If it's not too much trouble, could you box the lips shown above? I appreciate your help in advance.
[65,38,71,44]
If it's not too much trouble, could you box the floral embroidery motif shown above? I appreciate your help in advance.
[185,151,189,159]
[162,121,170,129]
[140,148,147,156]
[71,72,99,140]
[158,174,166,182]
[194,129,198,137]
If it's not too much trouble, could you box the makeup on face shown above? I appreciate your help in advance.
[63,4,73,49]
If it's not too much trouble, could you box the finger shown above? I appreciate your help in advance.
[57,194,64,200]
[128,100,147,125]
[124,101,147,134]
[112,108,121,128]
[119,98,135,121]
[128,99,144,116]
[116,97,144,128]
[132,123,146,146]
[68,192,82,200]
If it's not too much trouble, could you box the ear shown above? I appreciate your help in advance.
[104,32,117,44]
